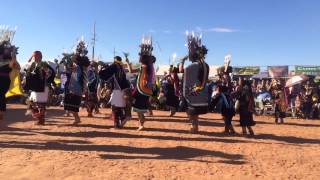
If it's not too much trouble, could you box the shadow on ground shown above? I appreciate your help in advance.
[0,140,245,164]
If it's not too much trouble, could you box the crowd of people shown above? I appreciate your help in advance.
[1,29,319,138]
[249,78,320,120]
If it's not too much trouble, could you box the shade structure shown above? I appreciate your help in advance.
[285,75,309,87]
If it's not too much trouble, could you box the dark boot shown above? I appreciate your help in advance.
[36,109,45,125]
[37,117,45,125]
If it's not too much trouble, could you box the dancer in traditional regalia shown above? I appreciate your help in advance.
[218,59,236,134]
[273,81,287,124]
[63,39,90,124]
[125,36,156,131]
[179,32,209,133]
[0,26,20,120]
[237,80,256,136]
[99,56,130,128]
[161,67,180,116]
[86,61,100,117]
[25,51,55,125]
[59,52,74,117]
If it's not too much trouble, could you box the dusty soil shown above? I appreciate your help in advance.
[0,104,319,180]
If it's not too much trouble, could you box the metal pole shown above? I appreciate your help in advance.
[92,22,96,61]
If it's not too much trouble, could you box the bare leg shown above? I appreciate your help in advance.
[124,101,132,120]
[189,115,199,134]
[64,110,71,117]
[242,126,247,135]
[223,125,229,133]
[73,112,81,125]
[137,112,145,131]
[229,125,236,134]
[86,100,94,117]
[87,108,93,117]
[169,107,176,117]
[148,108,153,116]
[94,106,100,114]
[36,106,46,125]
[223,116,235,134]
[280,118,284,124]
[248,126,254,136]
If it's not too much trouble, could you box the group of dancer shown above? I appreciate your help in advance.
[1,27,257,136]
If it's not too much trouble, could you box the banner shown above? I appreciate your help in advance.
[295,66,320,76]
[233,66,260,76]
[268,66,288,78]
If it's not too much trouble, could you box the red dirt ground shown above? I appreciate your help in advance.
[0,104,319,179]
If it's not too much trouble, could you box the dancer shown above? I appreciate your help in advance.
[25,51,55,125]
[0,27,20,120]
[238,80,256,136]
[63,39,90,124]
[99,56,130,128]
[161,67,180,116]
[125,36,156,131]
[179,32,209,133]
[86,61,99,117]
[220,61,236,134]
[273,81,287,124]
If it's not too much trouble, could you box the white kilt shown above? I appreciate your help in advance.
[30,86,49,103]
[110,90,126,108]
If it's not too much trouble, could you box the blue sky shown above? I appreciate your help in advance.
[1,0,320,66]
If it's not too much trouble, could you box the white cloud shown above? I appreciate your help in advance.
[195,27,238,33]
[195,26,203,32]
[208,27,238,33]
[148,29,173,34]
[163,30,172,34]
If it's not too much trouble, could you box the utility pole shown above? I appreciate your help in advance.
[91,22,96,61]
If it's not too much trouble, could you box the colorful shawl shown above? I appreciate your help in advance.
[137,64,155,96]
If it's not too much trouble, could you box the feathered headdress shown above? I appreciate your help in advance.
[139,35,153,56]
[0,25,18,60]
[137,35,156,96]
[186,31,207,61]
[73,36,88,57]
[72,37,90,67]
[186,31,209,92]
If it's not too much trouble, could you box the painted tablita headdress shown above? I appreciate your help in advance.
[0,26,18,63]
[73,37,90,67]
[186,31,208,92]
[137,36,156,96]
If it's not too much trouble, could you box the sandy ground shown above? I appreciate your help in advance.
[0,104,319,180]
